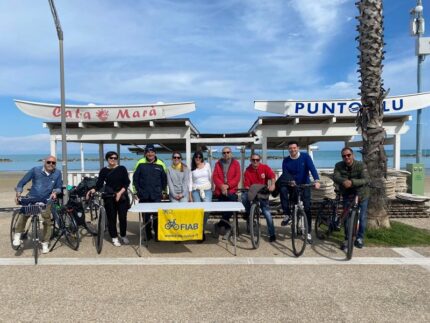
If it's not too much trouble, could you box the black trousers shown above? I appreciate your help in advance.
[103,197,128,238]
[139,197,161,239]
[216,193,238,229]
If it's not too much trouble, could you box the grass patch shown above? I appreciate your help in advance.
[365,221,430,247]
[325,221,430,247]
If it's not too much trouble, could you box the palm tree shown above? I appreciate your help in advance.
[356,0,390,228]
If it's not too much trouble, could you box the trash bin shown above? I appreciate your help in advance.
[406,163,425,195]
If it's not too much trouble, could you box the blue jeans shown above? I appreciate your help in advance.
[279,185,312,233]
[343,197,368,240]
[241,192,275,237]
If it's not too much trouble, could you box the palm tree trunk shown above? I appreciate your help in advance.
[356,0,390,228]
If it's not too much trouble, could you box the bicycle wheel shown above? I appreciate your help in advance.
[291,208,308,257]
[249,203,261,249]
[10,209,22,250]
[85,200,98,235]
[32,216,40,265]
[96,206,106,254]
[315,200,333,240]
[346,208,358,260]
[63,211,80,251]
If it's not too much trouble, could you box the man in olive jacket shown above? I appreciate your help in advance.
[333,147,370,250]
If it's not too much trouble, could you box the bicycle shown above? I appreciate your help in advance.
[247,185,271,249]
[67,190,97,236]
[315,192,360,260]
[10,202,47,265]
[287,183,314,257]
[315,190,342,240]
[87,192,108,254]
[50,201,80,252]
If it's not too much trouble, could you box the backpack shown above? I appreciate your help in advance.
[73,177,98,197]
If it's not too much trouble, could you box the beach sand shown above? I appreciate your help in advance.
[0,171,429,209]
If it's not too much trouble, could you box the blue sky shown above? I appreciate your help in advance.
[0,0,429,154]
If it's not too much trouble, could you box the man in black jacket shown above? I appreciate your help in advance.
[133,144,167,241]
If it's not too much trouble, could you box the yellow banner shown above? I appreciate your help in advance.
[158,208,204,241]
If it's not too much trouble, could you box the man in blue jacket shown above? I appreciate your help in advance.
[279,141,320,244]
[133,144,167,241]
[13,156,62,253]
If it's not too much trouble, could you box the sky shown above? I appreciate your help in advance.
[0,0,429,154]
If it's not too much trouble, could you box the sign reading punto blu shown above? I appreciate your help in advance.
[14,100,196,122]
[254,92,430,116]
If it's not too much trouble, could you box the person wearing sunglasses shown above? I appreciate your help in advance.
[242,154,277,242]
[212,147,241,239]
[279,141,320,244]
[13,156,62,253]
[333,147,370,250]
[190,151,213,242]
[87,151,131,247]
[167,152,191,203]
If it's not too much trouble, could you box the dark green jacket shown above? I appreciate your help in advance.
[333,160,370,200]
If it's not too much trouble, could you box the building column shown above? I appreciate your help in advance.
[185,128,191,168]
[98,143,104,169]
[80,143,85,172]
[50,137,57,157]
[116,143,121,165]
[261,136,268,164]
[393,134,401,170]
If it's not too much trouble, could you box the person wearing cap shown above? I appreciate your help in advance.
[133,144,167,241]
[13,156,62,254]
[212,146,241,239]
[87,151,131,247]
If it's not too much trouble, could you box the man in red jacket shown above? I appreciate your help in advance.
[242,153,277,242]
[212,146,241,239]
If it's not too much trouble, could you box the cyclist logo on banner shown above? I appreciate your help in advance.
[158,208,204,241]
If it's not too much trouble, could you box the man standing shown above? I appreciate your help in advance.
[242,153,277,242]
[133,144,167,241]
[333,147,369,250]
[13,156,62,253]
[279,141,320,244]
[212,146,241,238]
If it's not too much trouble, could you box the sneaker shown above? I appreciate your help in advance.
[281,216,290,226]
[112,237,121,247]
[306,233,313,245]
[354,238,364,249]
[340,240,348,252]
[222,227,232,240]
[269,235,277,243]
[120,236,130,245]
[42,242,50,254]
[12,233,22,247]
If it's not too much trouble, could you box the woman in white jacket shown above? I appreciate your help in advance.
[190,151,212,202]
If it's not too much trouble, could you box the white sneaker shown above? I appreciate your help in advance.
[12,233,22,247]
[112,237,121,247]
[120,236,130,245]
[42,242,50,254]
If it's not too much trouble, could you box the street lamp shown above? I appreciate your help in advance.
[410,0,429,163]
[48,0,68,202]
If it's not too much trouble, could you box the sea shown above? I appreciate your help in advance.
[1,149,429,175]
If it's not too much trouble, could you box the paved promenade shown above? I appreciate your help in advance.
[1,212,429,322]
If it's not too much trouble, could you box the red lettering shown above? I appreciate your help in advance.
[149,108,157,116]
[142,110,147,117]
[53,107,61,117]
[132,111,140,118]
[66,110,72,118]
[83,112,91,120]
[75,108,81,118]
[117,109,130,119]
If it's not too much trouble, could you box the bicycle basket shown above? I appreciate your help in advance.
[19,204,46,216]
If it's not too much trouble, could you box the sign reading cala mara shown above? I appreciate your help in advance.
[254,92,430,116]
[14,100,196,122]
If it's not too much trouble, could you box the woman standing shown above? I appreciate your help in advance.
[86,151,130,247]
[191,151,212,242]
[166,151,191,203]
